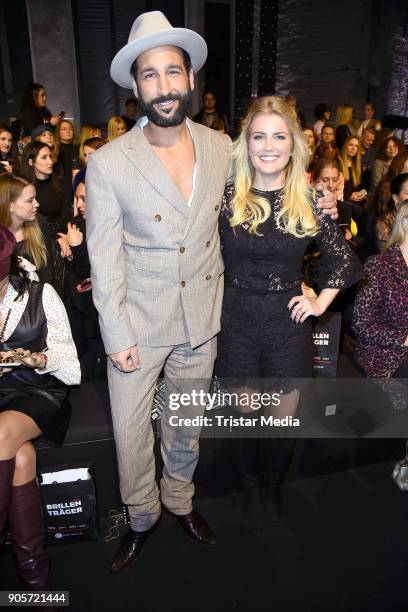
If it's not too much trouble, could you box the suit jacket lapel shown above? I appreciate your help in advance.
[182,119,212,237]
[122,127,189,219]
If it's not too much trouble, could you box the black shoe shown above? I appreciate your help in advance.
[168,509,216,545]
[111,519,160,573]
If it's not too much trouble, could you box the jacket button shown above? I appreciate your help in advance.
[214,205,219,211]
[181,280,186,287]
[206,241,210,247]
[154,214,162,222]
[180,246,185,253]
[206,274,211,280]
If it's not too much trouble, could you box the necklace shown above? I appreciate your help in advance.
[0,308,11,342]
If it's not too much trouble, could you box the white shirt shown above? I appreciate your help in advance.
[138,116,197,207]
[0,283,81,386]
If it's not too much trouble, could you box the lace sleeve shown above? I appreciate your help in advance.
[312,194,362,289]
[219,184,234,251]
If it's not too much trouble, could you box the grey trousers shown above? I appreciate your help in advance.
[107,337,217,531]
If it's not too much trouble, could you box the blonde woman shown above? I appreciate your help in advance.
[335,103,355,150]
[0,173,53,284]
[215,96,361,524]
[353,200,408,378]
[107,116,127,141]
[339,136,365,202]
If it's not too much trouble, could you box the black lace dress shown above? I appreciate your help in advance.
[215,185,362,388]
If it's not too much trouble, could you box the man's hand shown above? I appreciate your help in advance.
[109,346,140,372]
[314,182,338,220]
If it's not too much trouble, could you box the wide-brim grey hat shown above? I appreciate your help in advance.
[110,11,208,89]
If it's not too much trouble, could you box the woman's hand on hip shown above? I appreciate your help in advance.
[288,294,325,324]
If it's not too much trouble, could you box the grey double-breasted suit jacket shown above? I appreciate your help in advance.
[86,119,231,353]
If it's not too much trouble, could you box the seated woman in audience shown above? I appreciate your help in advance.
[339,136,366,203]
[371,136,405,191]
[359,173,408,260]
[20,142,70,233]
[371,151,408,222]
[311,158,352,240]
[54,120,80,198]
[107,116,127,142]
[0,174,53,284]
[30,124,55,150]
[356,101,381,137]
[303,127,316,168]
[20,83,60,136]
[59,180,106,380]
[0,224,80,591]
[321,124,336,145]
[73,136,106,185]
[79,125,102,146]
[0,124,19,175]
[353,201,408,378]
[81,137,105,165]
[313,103,331,140]
[335,104,356,150]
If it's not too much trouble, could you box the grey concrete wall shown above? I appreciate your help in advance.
[275,0,373,126]
[26,0,80,127]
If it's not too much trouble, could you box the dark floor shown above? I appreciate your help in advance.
[1,461,407,612]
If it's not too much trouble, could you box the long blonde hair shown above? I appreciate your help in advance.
[339,136,362,186]
[386,201,408,249]
[107,116,126,142]
[79,125,103,163]
[335,104,354,128]
[230,95,319,237]
[0,174,48,270]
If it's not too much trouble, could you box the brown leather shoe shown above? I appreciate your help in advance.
[169,509,216,545]
[111,519,160,573]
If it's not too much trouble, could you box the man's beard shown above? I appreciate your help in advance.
[138,90,192,127]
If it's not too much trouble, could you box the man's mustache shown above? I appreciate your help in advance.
[150,94,182,105]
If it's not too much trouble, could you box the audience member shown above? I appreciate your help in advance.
[360,173,408,260]
[74,136,106,188]
[0,125,19,175]
[303,127,316,167]
[20,83,61,136]
[0,174,53,284]
[321,124,336,144]
[353,200,408,378]
[356,101,382,137]
[30,124,55,150]
[339,136,365,202]
[193,91,228,132]
[313,103,331,140]
[371,136,405,191]
[121,98,139,131]
[360,127,376,189]
[54,120,80,197]
[311,158,351,238]
[0,224,80,592]
[335,104,356,150]
[285,92,306,129]
[20,142,70,232]
[107,117,127,141]
[61,180,105,381]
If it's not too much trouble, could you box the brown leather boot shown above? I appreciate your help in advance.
[0,457,15,548]
[8,478,50,590]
